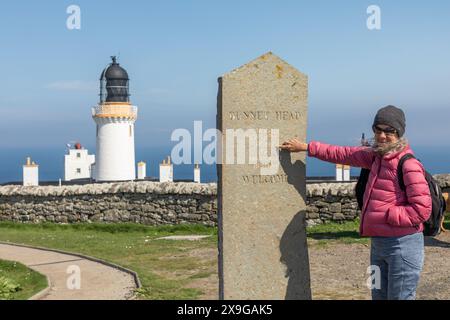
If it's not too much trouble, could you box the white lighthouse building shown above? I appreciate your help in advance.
[64,142,95,181]
[92,57,137,181]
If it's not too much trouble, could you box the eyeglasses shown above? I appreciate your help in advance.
[373,125,397,137]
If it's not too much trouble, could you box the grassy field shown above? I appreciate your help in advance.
[0,222,218,300]
[0,213,448,299]
[307,212,450,245]
[306,219,369,246]
[0,259,47,300]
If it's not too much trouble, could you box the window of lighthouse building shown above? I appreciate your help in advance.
[77,152,81,158]
[129,125,132,137]
[76,168,81,174]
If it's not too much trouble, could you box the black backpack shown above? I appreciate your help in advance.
[355,153,446,236]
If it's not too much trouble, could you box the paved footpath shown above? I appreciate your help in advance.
[0,243,137,300]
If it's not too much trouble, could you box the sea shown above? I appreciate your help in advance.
[1,145,449,184]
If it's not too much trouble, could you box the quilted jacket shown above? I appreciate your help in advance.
[307,141,432,237]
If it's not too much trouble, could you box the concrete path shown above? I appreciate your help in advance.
[0,243,138,300]
[155,235,212,241]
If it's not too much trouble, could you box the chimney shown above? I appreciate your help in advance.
[23,157,39,186]
[194,163,201,183]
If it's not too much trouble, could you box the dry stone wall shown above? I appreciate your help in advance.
[0,174,448,226]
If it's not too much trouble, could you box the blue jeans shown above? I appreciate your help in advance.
[370,232,424,300]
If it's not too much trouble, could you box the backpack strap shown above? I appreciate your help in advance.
[397,153,417,191]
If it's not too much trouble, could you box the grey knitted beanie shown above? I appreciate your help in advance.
[372,105,406,137]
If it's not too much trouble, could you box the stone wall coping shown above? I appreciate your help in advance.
[0,181,217,197]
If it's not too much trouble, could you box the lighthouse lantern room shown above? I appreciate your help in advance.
[92,56,137,181]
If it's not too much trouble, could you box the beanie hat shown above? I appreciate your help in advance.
[372,105,406,137]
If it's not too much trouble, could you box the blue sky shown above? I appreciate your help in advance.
[0,0,449,150]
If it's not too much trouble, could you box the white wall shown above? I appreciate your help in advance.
[159,165,173,182]
[94,118,136,181]
[23,166,38,186]
[64,149,95,181]
[137,163,146,180]
[335,165,343,181]
[194,167,201,183]
[343,166,351,181]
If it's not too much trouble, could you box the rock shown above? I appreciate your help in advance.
[103,209,120,222]
[329,203,342,213]
[434,174,450,189]
[199,201,212,211]
[306,206,319,213]
[332,213,345,221]
[314,201,329,208]
[307,212,320,219]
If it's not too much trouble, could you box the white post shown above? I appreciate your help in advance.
[194,163,201,183]
[23,157,39,186]
[91,163,96,180]
[137,161,146,180]
[159,156,173,182]
[335,164,343,181]
[343,165,351,181]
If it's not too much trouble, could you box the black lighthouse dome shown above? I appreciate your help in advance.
[99,56,130,103]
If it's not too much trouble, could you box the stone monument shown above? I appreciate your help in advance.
[217,52,311,299]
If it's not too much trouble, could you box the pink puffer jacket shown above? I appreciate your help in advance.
[307,141,432,237]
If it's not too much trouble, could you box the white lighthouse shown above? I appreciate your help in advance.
[92,57,137,181]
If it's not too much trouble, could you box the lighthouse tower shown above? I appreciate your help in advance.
[92,56,137,181]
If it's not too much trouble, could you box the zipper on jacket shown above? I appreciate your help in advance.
[359,160,382,236]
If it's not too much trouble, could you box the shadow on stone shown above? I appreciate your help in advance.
[279,150,311,299]
[280,211,312,299]
[279,150,306,197]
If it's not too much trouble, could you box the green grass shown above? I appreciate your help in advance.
[0,221,215,235]
[0,259,47,300]
[443,212,450,231]
[306,219,369,246]
[0,222,218,300]
[307,212,450,247]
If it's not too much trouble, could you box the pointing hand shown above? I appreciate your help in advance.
[279,138,308,153]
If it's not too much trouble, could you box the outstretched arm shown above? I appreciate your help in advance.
[307,141,374,169]
[280,139,374,169]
